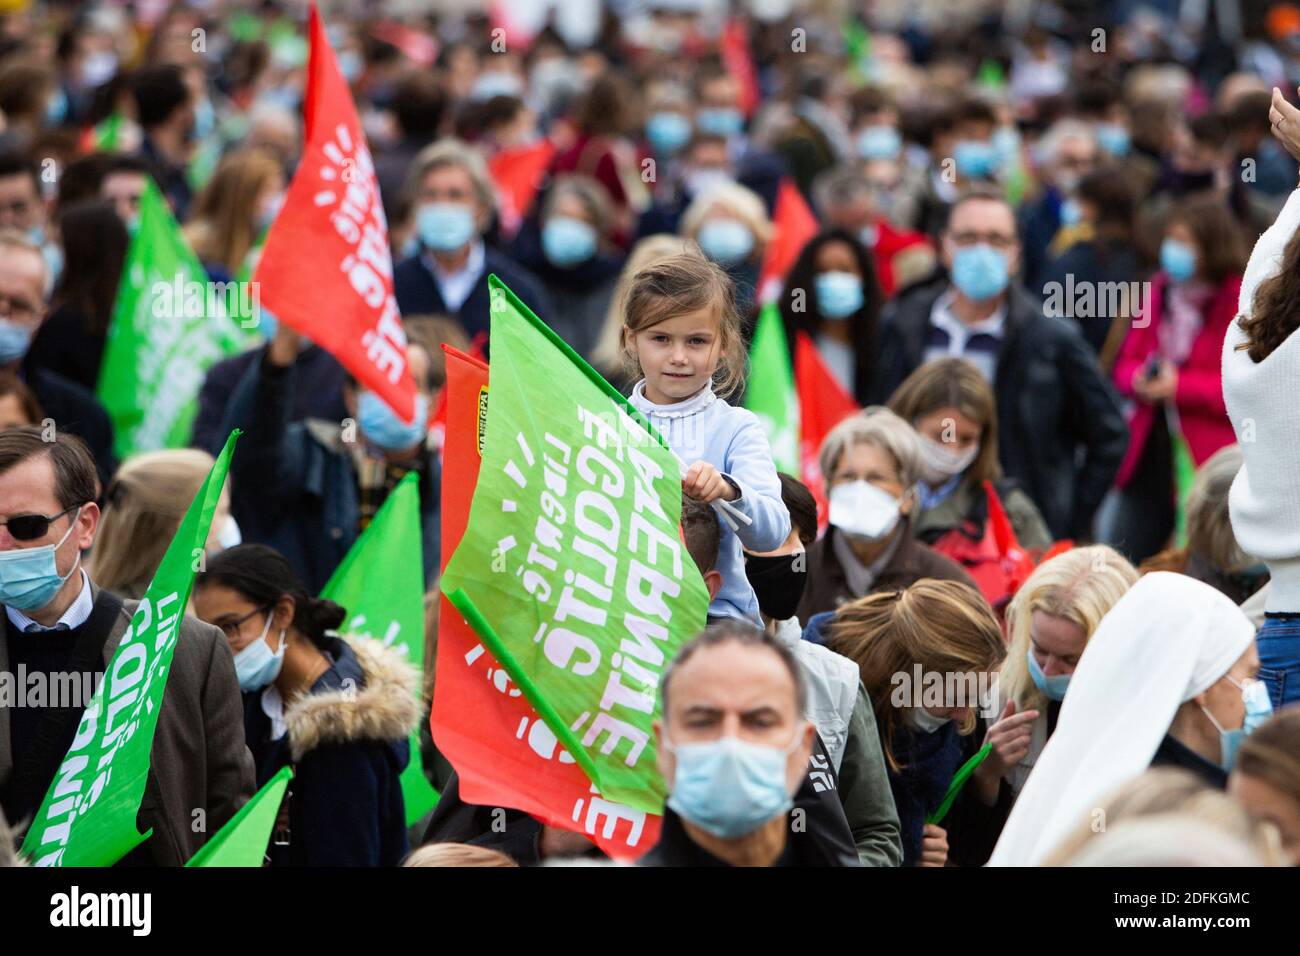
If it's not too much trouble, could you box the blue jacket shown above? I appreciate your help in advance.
[244,636,419,867]
[223,353,440,594]
[628,381,790,623]
[392,246,552,344]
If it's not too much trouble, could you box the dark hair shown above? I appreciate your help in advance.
[848,87,896,126]
[1241,226,1300,362]
[392,72,448,139]
[778,228,883,402]
[55,152,114,212]
[53,200,129,337]
[0,60,54,121]
[777,473,817,545]
[0,426,99,510]
[1164,194,1247,285]
[0,372,43,424]
[1188,112,1229,150]
[1074,77,1123,119]
[1224,91,1272,137]
[1076,168,1137,246]
[196,544,346,649]
[680,495,720,576]
[661,620,807,715]
[131,64,190,128]
[574,74,634,137]
[953,98,999,131]
[0,151,41,194]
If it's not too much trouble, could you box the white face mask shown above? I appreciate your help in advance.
[917,434,979,486]
[907,707,951,733]
[828,480,901,542]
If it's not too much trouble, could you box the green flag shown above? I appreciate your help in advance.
[440,275,711,813]
[321,471,439,824]
[93,111,123,152]
[1171,418,1197,548]
[743,302,799,474]
[21,431,241,866]
[98,179,254,458]
[185,766,291,867]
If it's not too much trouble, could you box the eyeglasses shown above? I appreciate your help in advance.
[214,605,272,639]
[0,504,80,542]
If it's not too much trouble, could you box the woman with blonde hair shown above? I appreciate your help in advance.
[827,579,1011,866]
[1000,545,1139,789]
[91,449,238,599]
[679,180,772,319]
[183,148,285,281]
[888,357,1052,609]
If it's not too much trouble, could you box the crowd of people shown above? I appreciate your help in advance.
[3,0,1300,868]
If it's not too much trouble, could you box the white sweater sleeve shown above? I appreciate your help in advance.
[1239,185,1300,317]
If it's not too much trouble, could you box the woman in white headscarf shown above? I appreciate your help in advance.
[989,572,1272,866]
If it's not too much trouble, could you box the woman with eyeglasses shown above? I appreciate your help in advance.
[193,543,419,866]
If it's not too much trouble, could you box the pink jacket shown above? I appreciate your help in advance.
[1112,272,1241,489]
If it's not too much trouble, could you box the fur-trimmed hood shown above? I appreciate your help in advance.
[284,636,421,762]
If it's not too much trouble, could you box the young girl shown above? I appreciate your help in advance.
[622,252,791,624]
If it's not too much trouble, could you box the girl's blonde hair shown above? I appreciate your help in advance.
[184,149,284,274]
[1002,545,1138,712]
[619,251,747,399]
[403,843,519,867]
[887,357,1002,492]
[828,579,1006,771]
[90,449,216,599]
[591,234,691,376]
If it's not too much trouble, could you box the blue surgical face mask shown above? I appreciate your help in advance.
[1095,123,1130,157]
[857,125,902,161]
[1160,238,1197,283]
[646,111,693,155]
[339,50,364,83]
[991,126,1021,168]
[696,107,744,138]
[697,219,753,266]
[1202,676,1273,771]
[417,202,477,253]
[0,507,82,611]
[0,317,34,365]
[541,216,598,268]
[193,98,216,140]
[815,271,864,320]
[1059,198,1082,227]
[45,87,69,127]
[664,730,801,839]
[950,243,1010,301]
[357,390,429,452]
[1027,648,1071,701]
[953,139,998,179]
[233,611,286,692]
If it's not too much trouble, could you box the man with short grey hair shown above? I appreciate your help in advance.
[393,138,551,340]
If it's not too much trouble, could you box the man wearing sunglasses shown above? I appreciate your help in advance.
[0,426,253,865]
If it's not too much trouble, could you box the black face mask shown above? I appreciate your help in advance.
[744,553,808,622]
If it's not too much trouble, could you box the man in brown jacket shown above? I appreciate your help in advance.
[0,427,253,865]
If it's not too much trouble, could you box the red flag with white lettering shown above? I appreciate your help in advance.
[757,179,820,303]
[431,346,660,860]
[253,4,418,422]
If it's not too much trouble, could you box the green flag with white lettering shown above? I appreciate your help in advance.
[98,179,254,458]
[743,302,799,474]
[320,471,439,824]
[21,430,241,866]
[185,766,292,867]
[440,275,710,814]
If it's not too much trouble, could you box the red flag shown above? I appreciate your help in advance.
[489,140,557,240]
[253,4,418,423]
[430,346,660,860]
[721,19,760,117]
[758,179,819,303]
[368,21,439,68]
[795,332,860,526]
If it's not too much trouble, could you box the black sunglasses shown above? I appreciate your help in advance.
[0,504,81,542]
